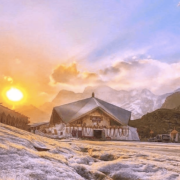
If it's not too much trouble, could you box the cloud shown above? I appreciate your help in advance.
[82,72,100,81]
[15,59,21,64]
[39,92,49,96]
[98,59,180,94]
[178,2,180,6]
[52,63,80,84]
[1,0,180,106]
[51,63,102,86]
[4,76,13,84]
[50,58,180,95]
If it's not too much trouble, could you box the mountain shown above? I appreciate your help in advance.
[119,89,171,119]
[39,102,55,114]
[15,105,50,123]
[161,92,180,109]
[129,108,180,139]
[52,90,85,105]
[40,85,174,120]
[174,105,180,111]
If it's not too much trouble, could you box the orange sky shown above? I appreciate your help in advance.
[1,1,180,108]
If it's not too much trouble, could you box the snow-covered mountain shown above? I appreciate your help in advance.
[119,89,171,119]
[40,85,180,120]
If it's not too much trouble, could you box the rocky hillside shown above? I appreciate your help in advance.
[40,85,174,120]
[174,105,180,111]
[129,108,180,138]
[161,92,180,109]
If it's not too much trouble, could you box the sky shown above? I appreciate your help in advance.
[0,0,180,106]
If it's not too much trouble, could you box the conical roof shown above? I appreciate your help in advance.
[53,96,131,125]
[171,129,178,134]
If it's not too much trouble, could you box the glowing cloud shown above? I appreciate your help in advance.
[4,76,13,84]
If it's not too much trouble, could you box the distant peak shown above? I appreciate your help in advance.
[84,85,115,93]
[141,89,152,94]
[174,88,180,93]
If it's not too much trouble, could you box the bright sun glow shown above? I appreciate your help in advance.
[6,88,24,102]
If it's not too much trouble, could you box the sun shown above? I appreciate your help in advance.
[6,87,24,102]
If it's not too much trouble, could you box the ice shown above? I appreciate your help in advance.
[0,123,180,180]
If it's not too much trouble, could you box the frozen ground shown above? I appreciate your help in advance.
[0,123,180,180]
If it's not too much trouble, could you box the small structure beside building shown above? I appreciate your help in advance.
[29,121,49,133]
[148,134,171,142]
[48,93,140,141]
[170,129,179,142]
[0,104,29,131]
[149,130,154,137]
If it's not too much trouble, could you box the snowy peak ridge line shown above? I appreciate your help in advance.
[40,86,179,120]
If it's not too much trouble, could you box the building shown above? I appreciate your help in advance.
[49,93,139,140]
[29,121,49,133]
[0,104,29,130]
[170,129,179,142]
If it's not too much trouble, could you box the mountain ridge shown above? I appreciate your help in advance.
[40,85,179,120]
[161,92,180,109]
[15,104,50,123]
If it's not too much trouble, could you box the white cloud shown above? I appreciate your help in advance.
[100,59,180,94]
[49,59,180,95]
[178,2,180,6]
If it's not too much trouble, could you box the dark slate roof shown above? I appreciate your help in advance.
[53,97,131,125]
[29,121,49,127]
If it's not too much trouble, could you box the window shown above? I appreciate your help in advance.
[90,116,103,123]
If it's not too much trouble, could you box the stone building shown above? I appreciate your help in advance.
[49,93,139,140]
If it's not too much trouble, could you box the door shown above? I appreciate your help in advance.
[94,130,102,139]
[77,130,82,138]
[72,130,77,137]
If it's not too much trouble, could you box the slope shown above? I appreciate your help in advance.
[15,105,50,123]
[161,92,180,109]
[129,108,180,138]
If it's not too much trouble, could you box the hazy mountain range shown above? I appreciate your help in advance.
[16,86,180,123]
[40,85,180,120]
[15,105,50,123]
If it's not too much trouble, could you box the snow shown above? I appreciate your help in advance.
[0,123,180,180]
[119,90,172,120]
